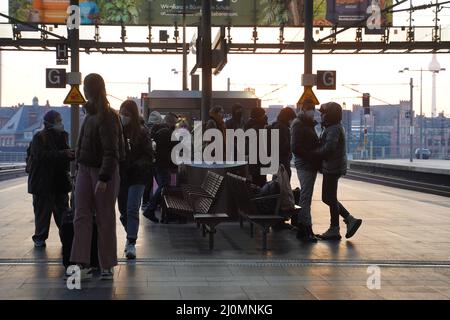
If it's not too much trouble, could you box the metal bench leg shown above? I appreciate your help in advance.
[208,225,216,250]
[250,222,254,238]
[202,224,207,237]
[262,226,269,251]
[197,222,201,228]
[239,216,243,228]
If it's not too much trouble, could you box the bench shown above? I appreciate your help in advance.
[162,171,224,223]
[226,173,286,251]
[193,213,230,250]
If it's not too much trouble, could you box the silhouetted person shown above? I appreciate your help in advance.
[118,100,153,260]
[269,107,296,178]
[143,113,178,223]
[292,99,320,243]
[71,73,125,280]
[313,102,362,240]
[27,110,74,248]
[225,103,245,130]
[244,107,268,187]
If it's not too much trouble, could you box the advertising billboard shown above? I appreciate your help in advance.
[9,0,392,27]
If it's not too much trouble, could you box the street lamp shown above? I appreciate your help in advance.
[399,66,446,159]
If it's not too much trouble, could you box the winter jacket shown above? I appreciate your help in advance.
[120,125,154,186]
[291,114,321,171]
[27,129,72,195]
[76,107,125,182]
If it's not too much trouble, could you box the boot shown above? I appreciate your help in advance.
[317,226,341,241]
[305,225,318,243]
[344,215,362,239]
[296,223,307,241]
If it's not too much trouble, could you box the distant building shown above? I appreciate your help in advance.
[0,97,73,151]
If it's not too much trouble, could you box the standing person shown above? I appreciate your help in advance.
[268,107,296,178]
[71,73,125,280]
[225,103,245,130]
[141,111,163,212]
[313,102,362,240]
[291,99,320,242]
[205,106,227,160]
[244,107,268,187]
[118,100,153,260]
[27,110,74,248]
[143,113,178,223]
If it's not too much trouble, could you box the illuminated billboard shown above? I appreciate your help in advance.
[9,0,392,27]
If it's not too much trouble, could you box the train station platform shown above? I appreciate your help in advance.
[349,159,450,176]
[0,175,449,300]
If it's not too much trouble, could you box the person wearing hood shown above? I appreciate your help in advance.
[313,102,362,241]
[244,107,268,187]
[205,106,227,159]
[225,103,245,130]
[141,111,163,212]
[27,110,74,248]
[118,100,154,260]
[291,99,320,243]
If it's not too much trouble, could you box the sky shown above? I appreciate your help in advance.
[1,0,450,117]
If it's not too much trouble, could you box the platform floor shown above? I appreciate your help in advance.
[0,175,449,300]
[350,159,450,172]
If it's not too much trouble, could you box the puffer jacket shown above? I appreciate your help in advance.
[312,103,347,175]
[76,107,126,182]
[120,125,154,185]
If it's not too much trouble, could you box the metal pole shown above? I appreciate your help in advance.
[409,77,414,162]
[69,0,80,177]
[182,0,188,90]
[304,0,313,81]
[201,0,212,122]
[227,78,231,91]
[419,68,423,159]
[0,51,2,107]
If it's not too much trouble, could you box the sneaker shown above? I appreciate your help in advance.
[317,226,342,241]
[33,240,46,248]
[100,268,114,280]
[344,215,363,239]
[143,209,159,223]
[125,243,136,260]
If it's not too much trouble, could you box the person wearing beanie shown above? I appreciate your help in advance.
[27,110,74,248]
[313,102,363,241]
[147,111,163,127]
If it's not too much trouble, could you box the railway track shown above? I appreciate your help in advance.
[0,165,27,181]
[345,169,450,198]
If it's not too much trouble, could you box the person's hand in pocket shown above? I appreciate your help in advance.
[95,181,107,194]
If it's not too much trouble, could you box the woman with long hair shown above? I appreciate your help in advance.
[118,100,153,260]
[71,73,125,280]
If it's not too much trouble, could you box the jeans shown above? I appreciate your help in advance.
[146,167,170,213]
[142,167,154,206]
[322,173,350,227]
[295,164,317,227]
[118,184,145,243]
[32,193,67,243]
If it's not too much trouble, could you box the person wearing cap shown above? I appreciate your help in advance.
[291,99,320,243]
[27,110,75,248]
[313,102,363,240]
[244,107,269,187]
